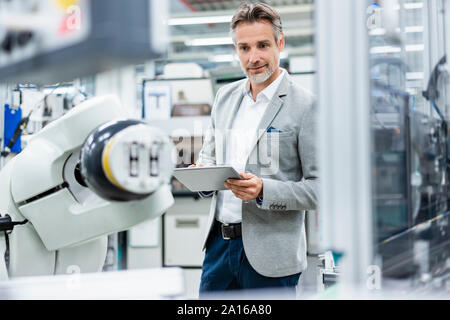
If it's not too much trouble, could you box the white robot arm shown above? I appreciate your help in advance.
[0,95,175,279]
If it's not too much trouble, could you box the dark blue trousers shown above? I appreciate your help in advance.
[199,220,301,297]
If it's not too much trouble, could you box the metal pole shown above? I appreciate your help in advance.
[316,0,373,293]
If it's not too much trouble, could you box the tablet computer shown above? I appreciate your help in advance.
[173,166,242,192]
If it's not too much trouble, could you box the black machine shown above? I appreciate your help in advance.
[370,59,450,286]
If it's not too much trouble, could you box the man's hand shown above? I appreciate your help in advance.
[224,173,263,201]
[188,164,202,168]
[188,164,211,168]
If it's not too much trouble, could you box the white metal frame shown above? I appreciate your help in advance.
[316,0,373,288]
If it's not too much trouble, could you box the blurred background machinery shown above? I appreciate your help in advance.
[368,0,450,290]
[317,0,449,297]
[0,0,181,298]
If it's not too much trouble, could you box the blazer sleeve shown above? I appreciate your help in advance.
[257,100,318,211]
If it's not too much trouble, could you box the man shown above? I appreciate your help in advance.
[192,2,318,296]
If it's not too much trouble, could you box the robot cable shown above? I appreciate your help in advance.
[0,214,28,232]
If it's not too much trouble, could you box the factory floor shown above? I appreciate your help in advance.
[182,255,320,299]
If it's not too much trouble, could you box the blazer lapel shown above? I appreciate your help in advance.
[246,74,289,158]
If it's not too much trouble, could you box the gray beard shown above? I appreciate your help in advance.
[247,65,275,84]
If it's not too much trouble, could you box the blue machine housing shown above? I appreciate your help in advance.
[3,104,22,153]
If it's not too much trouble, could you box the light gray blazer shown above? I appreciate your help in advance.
[197,72,318,277]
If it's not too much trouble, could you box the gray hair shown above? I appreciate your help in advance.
[230,2,283,44]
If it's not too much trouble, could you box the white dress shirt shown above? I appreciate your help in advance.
[216,69,286,224]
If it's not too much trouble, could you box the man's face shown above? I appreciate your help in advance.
[234,20,284,84]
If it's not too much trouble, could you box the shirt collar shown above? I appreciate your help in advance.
[244,68,286,101]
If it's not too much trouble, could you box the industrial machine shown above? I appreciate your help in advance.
[316,0,449,295]
[370,79,448,278]
[0,94,175,279]
[369,18,450,289]
[0,0,175,281]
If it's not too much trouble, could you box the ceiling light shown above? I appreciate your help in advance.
[169,15,232,26]
[406,72,424,80]
[370,46,401,54]
[392,2,423,10]
[404,2,423,9]
[208,54,237,63]
[404,26,424,33]
[185,37,233,46]
[405,44,424,52]
[369,28,387,36]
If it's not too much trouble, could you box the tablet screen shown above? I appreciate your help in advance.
[173,166,241,192]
